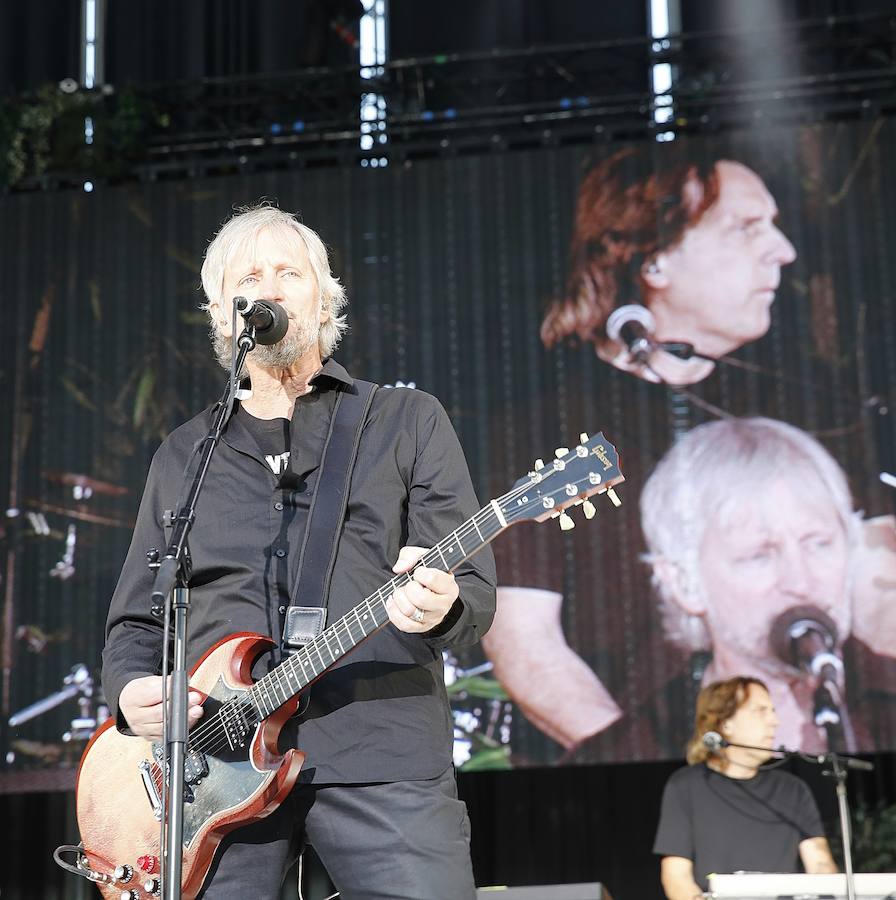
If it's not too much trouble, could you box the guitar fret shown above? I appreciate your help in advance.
[456,528,475,556]
[272,668,286,705]
[358,603,373,632]
[311,640,326,674]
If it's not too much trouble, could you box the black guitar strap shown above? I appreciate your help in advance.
[281,378,377,655]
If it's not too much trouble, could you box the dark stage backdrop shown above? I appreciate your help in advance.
[1,118,896,895]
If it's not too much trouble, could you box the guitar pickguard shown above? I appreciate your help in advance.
[176,676,269,848]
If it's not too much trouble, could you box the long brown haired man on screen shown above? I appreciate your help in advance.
[541,147,796,386]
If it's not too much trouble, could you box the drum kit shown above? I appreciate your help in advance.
[4,470,132,770]
[444,652,514,770]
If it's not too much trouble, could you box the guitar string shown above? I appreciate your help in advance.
[184,487,523,757]
[183,463,616,758]
[181,475,545,756]
[186,468,616,758]
[187,467,617,760]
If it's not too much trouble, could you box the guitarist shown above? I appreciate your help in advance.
[100,203,497,899]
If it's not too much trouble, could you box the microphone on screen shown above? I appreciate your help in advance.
[702,731,728,752]
[605,305,657,365]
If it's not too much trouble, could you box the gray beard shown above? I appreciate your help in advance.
[211,318,320,372]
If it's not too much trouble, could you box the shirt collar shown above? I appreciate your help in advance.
[311,357,353,390]
[231,357,353,402]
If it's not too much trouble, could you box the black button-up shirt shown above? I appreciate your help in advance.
[102,359,496,783]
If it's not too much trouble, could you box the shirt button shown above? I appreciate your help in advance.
[274,501,284,511]
[275,548,286,558]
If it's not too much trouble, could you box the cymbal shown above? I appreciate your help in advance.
[25,499,133,529]
[42,471,129,496]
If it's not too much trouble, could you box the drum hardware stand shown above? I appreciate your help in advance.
[49,523,78,580]
[8,663,108,742]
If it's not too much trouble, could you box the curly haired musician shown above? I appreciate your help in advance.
[100,204,497,899]
[540,145,796,385]
[653,676,837,900]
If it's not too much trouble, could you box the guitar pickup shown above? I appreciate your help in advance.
[150,745,196,803]
[184,748,209,786]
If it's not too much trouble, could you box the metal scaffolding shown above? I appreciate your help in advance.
[5,10,896,188]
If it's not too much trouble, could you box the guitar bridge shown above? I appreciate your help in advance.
[138,759,163,821]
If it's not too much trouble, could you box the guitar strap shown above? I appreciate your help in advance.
[281,378,378,656]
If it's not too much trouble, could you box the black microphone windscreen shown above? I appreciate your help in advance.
[769,605,838,668]
[255,300,289,344]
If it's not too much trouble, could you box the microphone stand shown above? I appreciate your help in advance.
[150,319,260,900]
[827,751,858,900]
[659,342,886,421]
[814,677,858,754]
[715,738,872,900]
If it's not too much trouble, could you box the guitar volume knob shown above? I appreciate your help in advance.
[144,876,161,895]
[113,864,134,882]
[119,891,138,900]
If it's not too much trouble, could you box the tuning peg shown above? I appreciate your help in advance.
[579,432,589,443]
[535,458,544,470]
[606,487,622,507]
[558,512,575,531]
[582,500,596,519]
[554,447,569,459]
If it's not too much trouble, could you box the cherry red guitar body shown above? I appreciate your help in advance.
[76,633,303,899]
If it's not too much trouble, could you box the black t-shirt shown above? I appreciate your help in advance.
[652,763,825,890]
[240,411,291,476]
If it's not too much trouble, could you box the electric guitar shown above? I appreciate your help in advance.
[75,432,624,899]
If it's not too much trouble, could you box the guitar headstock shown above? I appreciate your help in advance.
[498,432,624,529]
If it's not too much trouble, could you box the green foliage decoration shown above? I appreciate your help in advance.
[852,802,896,873]
[0,83,169,188]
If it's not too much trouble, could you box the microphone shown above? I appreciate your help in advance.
[703,730,873,771]
[771,606,860,751]
[770,606,843,686]
[702,731,727,751]
[605,305,656,365]
[234,297,289,346]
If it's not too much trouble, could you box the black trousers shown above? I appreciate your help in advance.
[198,766,476,900]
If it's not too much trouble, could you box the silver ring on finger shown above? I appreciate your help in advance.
[412,606,425,624]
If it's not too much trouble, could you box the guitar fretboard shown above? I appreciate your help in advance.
[192,432,622,755]
[245,500,506,721]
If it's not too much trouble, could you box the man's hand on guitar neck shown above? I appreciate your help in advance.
[388,545,460,635]
[118,675,205,741]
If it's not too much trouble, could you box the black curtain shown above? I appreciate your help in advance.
[105,0,361,86]
[0,1,80,94]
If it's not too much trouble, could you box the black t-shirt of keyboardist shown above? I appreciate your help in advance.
[652,763,825,890]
